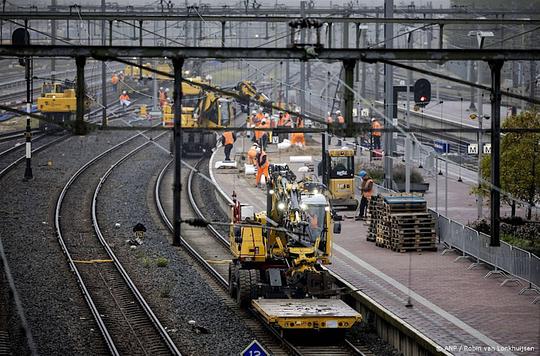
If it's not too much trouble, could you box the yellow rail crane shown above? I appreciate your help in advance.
[236,80,271,113]
[324,148,360,210]
[162,77,234,156]
[228,164,361,334]
[36,81,77,130]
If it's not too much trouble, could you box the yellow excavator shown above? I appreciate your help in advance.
[229,164,340,301]
[228,164,361,333]
[324,148,360,210]
[236,80,271,113]
[162,77,234,156]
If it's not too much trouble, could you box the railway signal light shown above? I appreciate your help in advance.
[413,79,431,107]
[12,28,30,67]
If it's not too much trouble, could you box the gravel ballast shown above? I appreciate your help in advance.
[96,136,257,355]
[0,128,147,355]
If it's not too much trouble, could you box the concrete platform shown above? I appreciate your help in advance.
[210,137,539,356]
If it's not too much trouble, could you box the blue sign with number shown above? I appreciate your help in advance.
[241,340,269,356]
[434,139,450,154]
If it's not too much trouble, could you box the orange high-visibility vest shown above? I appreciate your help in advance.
[362,178,374,199]
[247,148,257,164]
[223,131,234,145]
[310,214,318,228]
[119,94,130,101]
[256,120,269,140]
[372,121,382,137]
[285,113,293,127]
[111,75,118,85]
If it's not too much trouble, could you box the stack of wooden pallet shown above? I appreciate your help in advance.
[370,194,437,252]
[366,195,382,242]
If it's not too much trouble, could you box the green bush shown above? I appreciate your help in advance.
[468,219,540,255]
[361,164,424,185]
[392,165,425,184]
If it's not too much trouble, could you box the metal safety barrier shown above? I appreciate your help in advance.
[432,208,540,300]
[371,183,540,301]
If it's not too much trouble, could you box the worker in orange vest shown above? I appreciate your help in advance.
[247,143,258,165]
[356,170,374,221]
[371,118,382,150]
[221,131,236,161]
[277,112,286,127]
[119,91,130,110]
[277,112,291,142]
[255,148,269,188]
[260,115,270,150]
[336,110,345,127]
[290,116,305,146]
[111,73,119,92]
[326,112,334,125]
[254,108,265,125]
[307,210,322,241]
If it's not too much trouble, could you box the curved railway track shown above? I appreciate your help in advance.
[155,157,370,356]
[54,127,180,356]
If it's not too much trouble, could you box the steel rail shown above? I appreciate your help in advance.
[0,135,67,178]
[154,158,229,288]
[155,158,305,356]
[91,132,181,356]
[185,158,368,356]
[54,125,160,356]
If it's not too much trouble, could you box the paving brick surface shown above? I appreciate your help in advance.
[211,142,540,356]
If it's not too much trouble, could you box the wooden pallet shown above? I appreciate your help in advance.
[391,245,438,253]
[391,230,436,237]
[369,194,438,252]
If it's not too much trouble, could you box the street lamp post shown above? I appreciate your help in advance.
[468,30,494,220]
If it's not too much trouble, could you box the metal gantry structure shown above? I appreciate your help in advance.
[1,2,539,247]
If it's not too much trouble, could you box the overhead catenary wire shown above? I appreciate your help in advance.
[7,8,539,212]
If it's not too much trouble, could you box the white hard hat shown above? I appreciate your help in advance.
[336,110,341,114]
[122,90,127,94]
[251,110,257,115]
[165,88,169,92]
[264,113,269,118]
[160,87,163,90]
[371,118,377,122]
[258,107,263,112]
[327,112,331,116]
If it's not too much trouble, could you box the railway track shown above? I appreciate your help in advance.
[154,157,369,356]
[54,124,180,356]
[0,99,140,178]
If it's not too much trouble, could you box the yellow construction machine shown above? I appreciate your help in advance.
[163,77,234,156]
[123,62,152,80]
[236,80,272,113]
[228,164,361,332]
[229,164,340,301]
[324,148,360,210]
[36,81,77,130]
